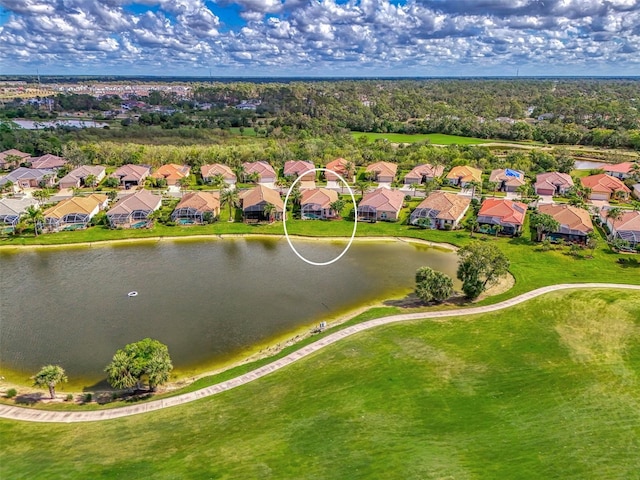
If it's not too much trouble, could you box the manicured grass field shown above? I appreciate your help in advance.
[351,132,494,144]
[1,289,639,479]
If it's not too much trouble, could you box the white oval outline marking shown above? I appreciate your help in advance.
[282,167,358,266]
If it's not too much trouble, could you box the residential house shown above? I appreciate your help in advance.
[365,161,397,184]
[111,164,151,189]
[404,164,445,185]
[29,154,67,170]
[537,204,594,243]
[242,161,277,185]
[0,149,31,170]
[171,191,220,224]
[581,174,630,201]
[42,194,108,232]
[284,161,315,181]
[325,158,355,183]
[0,197,39,232]
[300,188,339,220]
[489,169,526,192]
[58,165,106,189]
[534,172,574,196]
[409,191,471,229]
[477,198,528,235]
[200,164,237,187]
[240,184,284,222]
[446,165,482,187]
[107,190,162,228]
[150,164,191,186]
[601,209,640,249]
[0,167,56,191]
[357,187,405,222]
[603,162,639,180]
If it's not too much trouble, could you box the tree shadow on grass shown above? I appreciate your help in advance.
[383,292,472,309]
[15,392,45,405]
[617,257,640,268]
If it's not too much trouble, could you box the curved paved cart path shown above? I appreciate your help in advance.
[2,283,639,424]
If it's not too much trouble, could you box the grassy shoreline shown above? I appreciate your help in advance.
[2,289,639,478]
[2,221,639,402]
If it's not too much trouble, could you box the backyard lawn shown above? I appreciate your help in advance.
[351,131,493,144]
[1,289,639,479]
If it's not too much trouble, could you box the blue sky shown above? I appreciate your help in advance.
[0,0,639,77]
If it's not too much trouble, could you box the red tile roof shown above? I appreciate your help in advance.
[301,188,338,209]
[538,204,593,234]
[535,172,574,191]
[365,161,397,179]
[359,187,404,213]
[581,174,630,194]
[240,184,283,211]
[284,160,315,179]
[325,158,353,181]
[478,198,527,225]
[200,163,236,181]
[446,165,482,183]
[605,162,637,174]
[243,161,276,179]
[405,164,445,182]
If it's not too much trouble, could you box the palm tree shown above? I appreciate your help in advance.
[33,365,68,399]
[607,207,623,223]
[84,174,98,193]
[530,212,561,242]
[330,199,346,218]
[177,177,191,195]
[220,188,240,222]
[25,205,43,236]
[465,217,479,237]
[586,230,599,258]
[467,180,481,200]
[247,172,260,184]
[0,180,13,196]
[210,174,226,189]
[32,189,52,207]
[355,180,371,198]
[234,165,246,183]
[344,161,355,183]
[263,203,277,222]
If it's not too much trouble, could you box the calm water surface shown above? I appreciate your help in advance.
[0,238,459,387]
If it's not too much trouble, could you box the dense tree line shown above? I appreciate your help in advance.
[1,79,639,149]
[191,79,640,148]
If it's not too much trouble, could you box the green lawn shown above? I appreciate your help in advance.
[352,132,495,145]
[1,289,639,479]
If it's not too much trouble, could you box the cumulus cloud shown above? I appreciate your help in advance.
[0,0,638,75]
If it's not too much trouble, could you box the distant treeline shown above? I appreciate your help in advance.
[2,79,640,149]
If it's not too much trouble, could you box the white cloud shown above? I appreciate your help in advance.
[0,0,638,75]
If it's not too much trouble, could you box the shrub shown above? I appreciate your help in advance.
[5,388,17,398]
[84,393,92,403]
[65,393,74,402]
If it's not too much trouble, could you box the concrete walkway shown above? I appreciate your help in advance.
[1,283,639,424]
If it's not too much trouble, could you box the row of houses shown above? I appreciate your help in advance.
[2,182,639,248]
[2,147,638,202]
[407,190,639,247]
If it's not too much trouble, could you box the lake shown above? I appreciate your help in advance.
[11,119,110,130]
[0,237,459,388]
